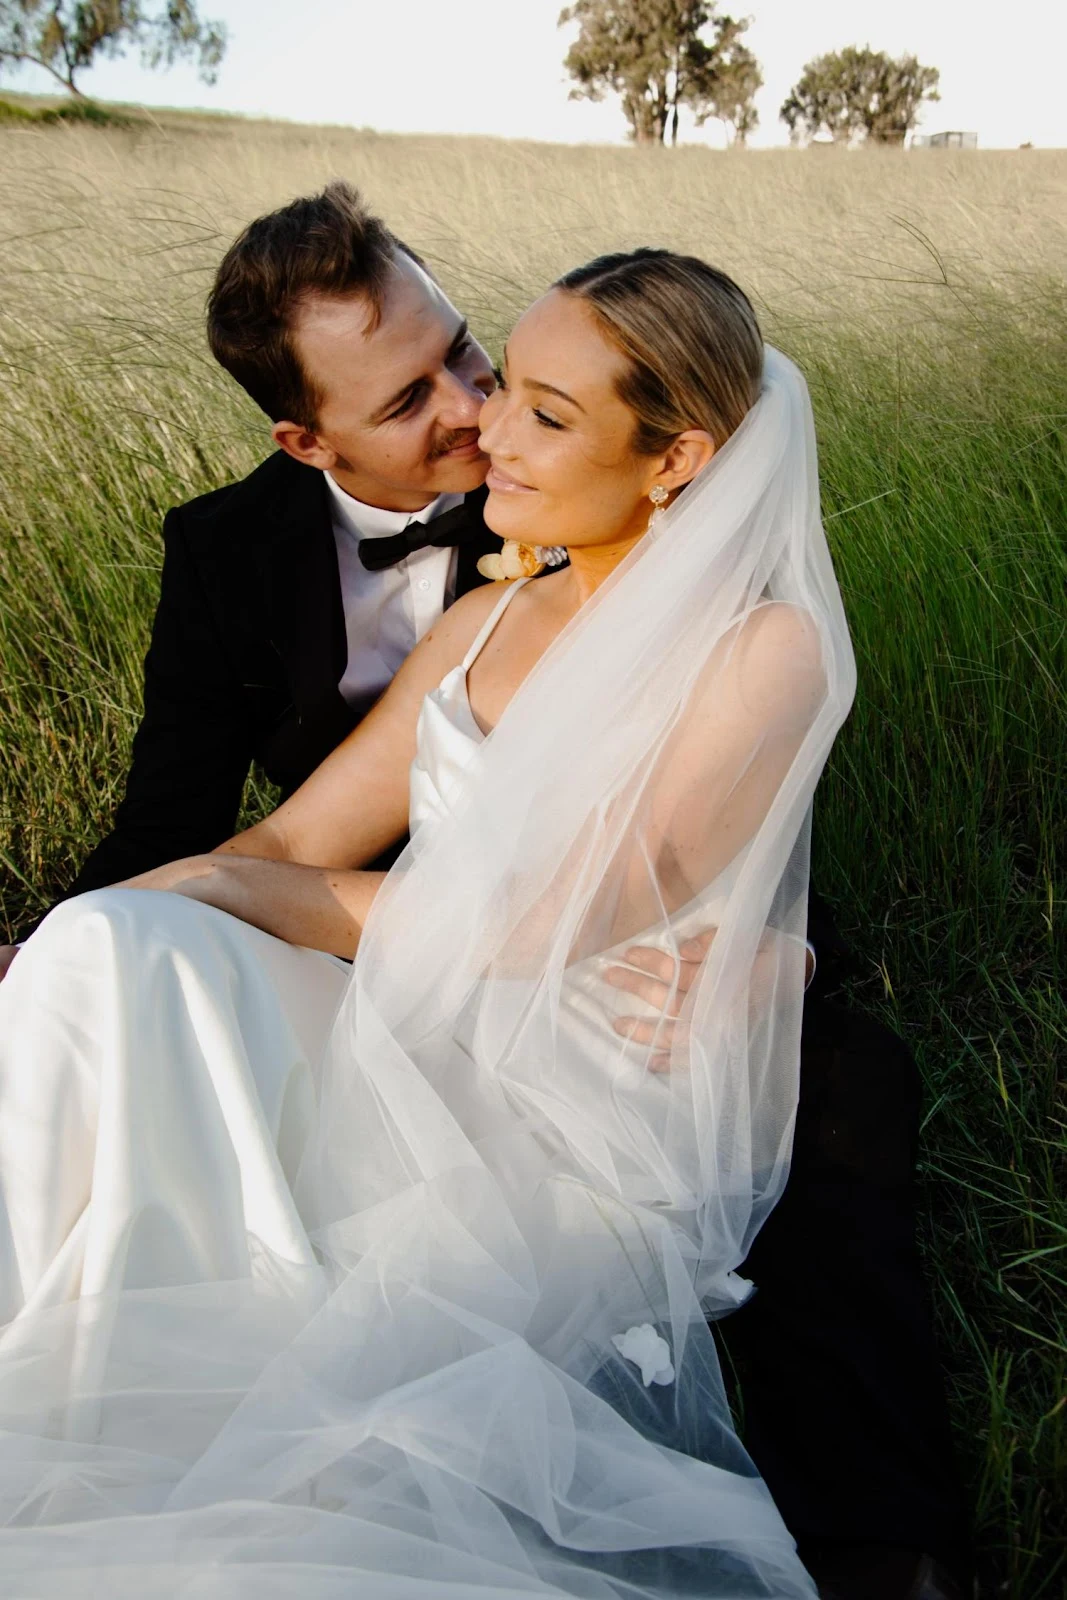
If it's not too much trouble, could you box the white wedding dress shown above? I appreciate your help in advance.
[1,580,736,1328]
[0,581,811,1595]
[0,350,853,1596]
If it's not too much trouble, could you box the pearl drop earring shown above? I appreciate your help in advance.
[647,484,669,533]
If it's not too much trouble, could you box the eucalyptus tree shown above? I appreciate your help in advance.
[781,47,940,146]
[0,0,226,99]
[560,0,762,146]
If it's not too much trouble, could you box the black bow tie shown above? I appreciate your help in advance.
[357,499,482,572]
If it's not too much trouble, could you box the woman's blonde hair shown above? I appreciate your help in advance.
[555,248,763,454]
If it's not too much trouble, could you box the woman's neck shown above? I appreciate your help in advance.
[560,531,645,607]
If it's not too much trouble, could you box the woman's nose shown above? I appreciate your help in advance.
[476,387,509,456]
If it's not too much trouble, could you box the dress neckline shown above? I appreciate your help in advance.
[451,578,531,740]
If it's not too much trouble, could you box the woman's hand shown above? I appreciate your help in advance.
[606,932,717,1073]
[608,929,814,1073]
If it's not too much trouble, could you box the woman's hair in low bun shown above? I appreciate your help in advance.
[554,248,763,455]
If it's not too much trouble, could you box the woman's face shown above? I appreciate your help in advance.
[477,290,680,552]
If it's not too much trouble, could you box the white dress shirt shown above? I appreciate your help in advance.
[325,473,462,711]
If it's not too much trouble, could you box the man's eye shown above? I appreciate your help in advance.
[389,383,426,419]
[448,337,474,363]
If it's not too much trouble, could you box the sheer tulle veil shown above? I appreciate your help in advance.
[0,347,854,1596]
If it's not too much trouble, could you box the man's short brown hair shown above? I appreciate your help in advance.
[207,180,421,429]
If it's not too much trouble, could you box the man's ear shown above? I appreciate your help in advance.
[271,419,340,472]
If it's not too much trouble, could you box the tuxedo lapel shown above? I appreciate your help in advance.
[258,465,499,743]
[258,457,349,731]
[455,484,502,597]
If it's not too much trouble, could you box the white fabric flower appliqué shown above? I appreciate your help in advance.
[611,1324,675,1387]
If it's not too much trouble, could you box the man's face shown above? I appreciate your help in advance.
[274,252,496,512]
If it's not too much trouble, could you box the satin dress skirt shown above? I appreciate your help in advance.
[0,888,351,1330]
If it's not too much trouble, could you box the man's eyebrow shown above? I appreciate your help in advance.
[447,318,471,357]
[370,320,471,423]
[500,343,584,414]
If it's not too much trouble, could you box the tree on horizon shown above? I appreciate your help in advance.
[559,0,763,147]
[0,0,226,100]
[781,47,940,146]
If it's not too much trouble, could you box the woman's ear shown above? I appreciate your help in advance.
[656,429,716,495]
[271,419,339,472]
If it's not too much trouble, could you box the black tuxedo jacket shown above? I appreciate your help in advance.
[60,451,502,904]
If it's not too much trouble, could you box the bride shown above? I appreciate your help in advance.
[0,249,853,1596]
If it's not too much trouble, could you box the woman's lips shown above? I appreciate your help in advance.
[486,465,536,493]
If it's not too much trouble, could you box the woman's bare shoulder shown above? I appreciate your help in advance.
[428,582,515,646]
[720,602,825,723]
[390,581,520,696]
[680,602,825,742]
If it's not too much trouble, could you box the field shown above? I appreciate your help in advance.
[0,110,1064,1593]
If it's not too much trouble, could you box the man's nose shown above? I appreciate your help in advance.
[437,367,485,428]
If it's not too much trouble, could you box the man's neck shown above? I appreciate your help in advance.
[325,467,437,516]
[324,473,463,543]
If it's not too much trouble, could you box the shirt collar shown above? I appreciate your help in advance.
[325,473,464,544]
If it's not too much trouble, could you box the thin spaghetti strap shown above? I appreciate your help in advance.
[461,578,531,671]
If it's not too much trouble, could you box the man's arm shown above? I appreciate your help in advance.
[15,508,255,940]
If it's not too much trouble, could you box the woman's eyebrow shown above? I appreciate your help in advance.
[502,348,585,412]
[524,378,584,412]
[500,343,584,413]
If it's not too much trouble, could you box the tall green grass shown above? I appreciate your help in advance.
[800,310,1066,1593]
[0,122,1064,1593]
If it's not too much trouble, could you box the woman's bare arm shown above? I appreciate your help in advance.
[218,585,505,870]
[124,853,387,959]
[119,586,506,956]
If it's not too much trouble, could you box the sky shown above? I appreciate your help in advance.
[5,0,1066,150]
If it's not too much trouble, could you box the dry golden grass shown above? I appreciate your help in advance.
[3,119,1066,339]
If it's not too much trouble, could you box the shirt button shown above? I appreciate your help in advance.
[417,578,431,591]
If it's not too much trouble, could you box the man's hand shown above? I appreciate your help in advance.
[605,931,717,1074]
[607,929,814,1073]
[0,945,19,984]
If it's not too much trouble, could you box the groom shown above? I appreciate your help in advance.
[3,183,969,1598]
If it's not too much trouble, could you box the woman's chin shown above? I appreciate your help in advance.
[483,496,541,544]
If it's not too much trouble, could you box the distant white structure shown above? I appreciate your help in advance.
[911,131,978,149]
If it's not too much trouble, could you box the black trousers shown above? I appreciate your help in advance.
[720,991,972,1577]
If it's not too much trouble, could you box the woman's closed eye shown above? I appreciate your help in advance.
[492,369,565,431]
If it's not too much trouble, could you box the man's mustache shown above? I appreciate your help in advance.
[429,427,483,461]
